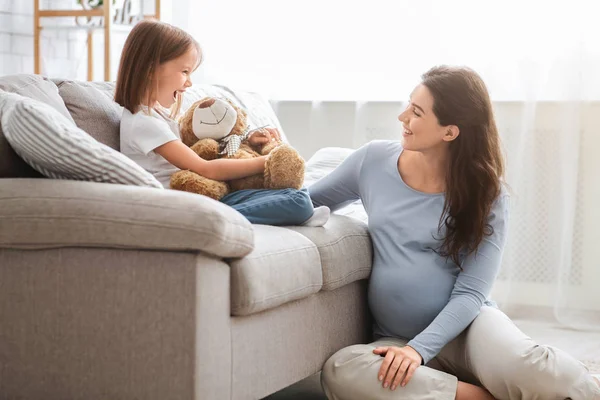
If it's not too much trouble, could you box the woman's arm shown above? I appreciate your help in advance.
[308,144,370,211]
[155,140,266,181]
[407,194,511,364]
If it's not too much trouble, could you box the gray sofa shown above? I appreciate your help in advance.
[0,74,373,400]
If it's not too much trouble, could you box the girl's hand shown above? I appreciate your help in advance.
[265,127,282,142]
[373,345,422,390]
[248,127,282,146]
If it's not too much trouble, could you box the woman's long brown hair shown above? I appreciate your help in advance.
[422,66,505,267]
[114,20,201,118]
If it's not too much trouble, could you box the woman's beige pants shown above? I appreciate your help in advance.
[321,307,600,400]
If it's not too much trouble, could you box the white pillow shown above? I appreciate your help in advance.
[304,147,355,186]
[1,92,163,188]
[305,147,368,223]
[181,84,289,142]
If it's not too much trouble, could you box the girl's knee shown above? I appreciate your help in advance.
[285,188,314,224]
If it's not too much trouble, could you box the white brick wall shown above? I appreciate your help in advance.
[1,54,23,75]
[0,0,12,14]
[1,1,79,78]
[21,55,35,74]
[12,34,34,56]
[11,14,33,35]
[0,0,93,79]
[0,32,10,52]
[0,13,13,33]
[0,0,35,77]
[12,0,33,15]
[1,0,171,81]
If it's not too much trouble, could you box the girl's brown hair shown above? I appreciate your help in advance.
[422,66,505,267]
[115,19,201,118]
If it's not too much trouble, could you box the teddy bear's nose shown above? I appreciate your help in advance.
[197,98,216,108]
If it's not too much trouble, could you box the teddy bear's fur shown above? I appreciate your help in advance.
[170,97,305,200]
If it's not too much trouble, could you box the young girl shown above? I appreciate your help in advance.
[115,20,329,227]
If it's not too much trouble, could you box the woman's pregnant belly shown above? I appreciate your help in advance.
[368,258,456,340]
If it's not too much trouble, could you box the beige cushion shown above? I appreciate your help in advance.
[229,215,373,316]
[0,178,255,258]
[0,74,74,178]
[230,224,322,316]
[54,79,121,150]
[287,214,373,291]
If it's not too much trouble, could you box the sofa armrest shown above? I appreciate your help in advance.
[0,178,254,258]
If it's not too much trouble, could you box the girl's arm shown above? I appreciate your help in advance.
[155,140,266,181]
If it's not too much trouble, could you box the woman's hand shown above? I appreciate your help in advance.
[248,127,282,146]
[373,345,423,390]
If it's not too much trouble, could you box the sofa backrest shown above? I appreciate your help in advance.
[52,79,122,151]
[0,74,287,179]
[49,79,290,151]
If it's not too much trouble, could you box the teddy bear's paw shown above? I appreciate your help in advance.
[260,140,281,155]
[229,173,265,192]
[264,145,305,190]
[170,170,230,200]
[190,138,220,160]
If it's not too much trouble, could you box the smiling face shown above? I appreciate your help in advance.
[191,98,239,140]
[153,45,198,108]
[397,84,458,152]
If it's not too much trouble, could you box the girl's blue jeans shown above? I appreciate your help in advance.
[220,188,314,226]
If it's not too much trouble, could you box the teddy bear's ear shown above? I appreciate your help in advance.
[192,98,238,140]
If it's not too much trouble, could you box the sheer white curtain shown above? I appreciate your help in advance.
[177,1,600,329]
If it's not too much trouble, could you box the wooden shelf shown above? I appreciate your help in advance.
[38,9,105,17]
[33,0,161,81]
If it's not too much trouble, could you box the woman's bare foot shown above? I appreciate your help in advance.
[456,381,496,400]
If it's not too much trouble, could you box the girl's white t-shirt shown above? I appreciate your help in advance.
[120,106,181,188]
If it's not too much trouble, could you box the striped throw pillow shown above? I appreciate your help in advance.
[0,92,163,188]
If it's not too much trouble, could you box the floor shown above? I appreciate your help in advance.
[264,316,600,399]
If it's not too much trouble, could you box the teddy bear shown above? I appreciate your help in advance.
[169,97,305,200]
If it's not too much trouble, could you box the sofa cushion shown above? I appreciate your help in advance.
[1,92,162,188]
[0,74,74,178]
[0,178,254,257]
[53,80,121,150]
[230,225,322,316]
[286,214,373,291]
